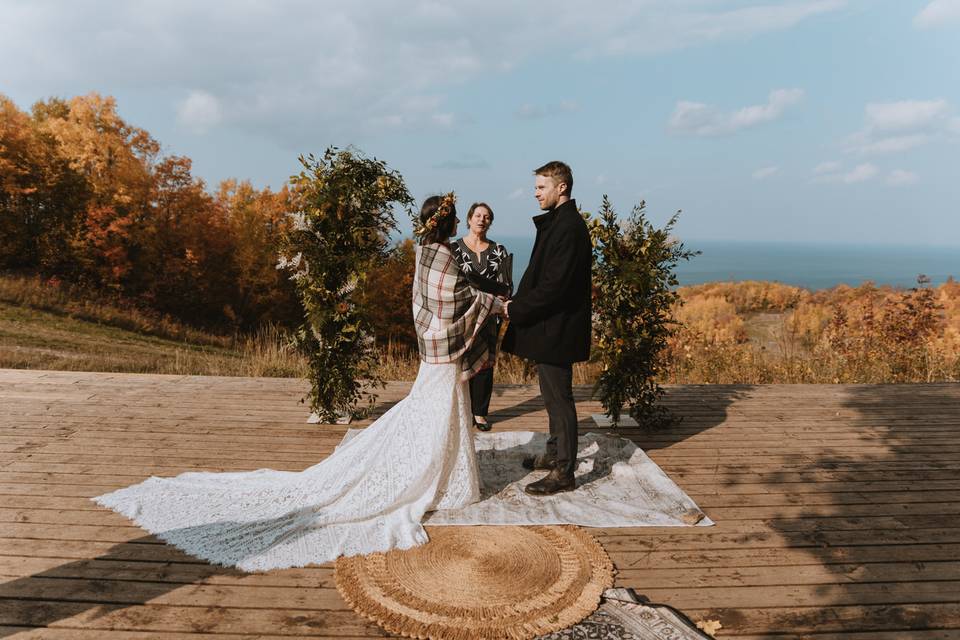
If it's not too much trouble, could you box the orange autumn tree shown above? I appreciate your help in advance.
[39,93,158,206]
[216,179,301,328]
[0,96,89,272]
[358,237,418,349]
[36,93,159,290]
[23,93,244,325]
[2,92,362,334]
[0,96,48,265]
[135,155,238,325]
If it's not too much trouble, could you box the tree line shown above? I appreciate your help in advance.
[1,92,309,330]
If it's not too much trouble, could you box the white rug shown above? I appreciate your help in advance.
[339,430,712,528]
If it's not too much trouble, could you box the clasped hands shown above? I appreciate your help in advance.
[496,296,511,320]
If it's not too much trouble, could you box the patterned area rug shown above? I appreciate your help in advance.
[540,588,715,640]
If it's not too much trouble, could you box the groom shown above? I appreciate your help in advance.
[502,161,592,496]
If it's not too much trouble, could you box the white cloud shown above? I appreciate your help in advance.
[813,162,878,184]
[886,169,919,186]
[0,1,844,146]
[914,0,960,28]
[516,104,545,119]
[431,113,456,129]
[176,90,222,133]
[577,0,846,57]
[842,163,879,183]
[366,95,461,132]
[853,134,930,155]
[507,187,526,200]
[669,88,804,136]
[865,99,950,132]
[516,100,580,120]
[846,99,956,155]
[752,166,779,179]
[813,160,842,174]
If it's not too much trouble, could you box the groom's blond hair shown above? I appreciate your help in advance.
[534,161,573,196]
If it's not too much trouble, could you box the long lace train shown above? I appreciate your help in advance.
[92,362,479,572]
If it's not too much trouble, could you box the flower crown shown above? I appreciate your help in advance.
[414,192,456,237]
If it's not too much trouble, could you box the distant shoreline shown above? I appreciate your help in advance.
[389,234,959,290]
[487,237,960,291]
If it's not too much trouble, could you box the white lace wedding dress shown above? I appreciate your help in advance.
[92,361,479,572]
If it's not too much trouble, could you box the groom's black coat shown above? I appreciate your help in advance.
[502,199,592,364]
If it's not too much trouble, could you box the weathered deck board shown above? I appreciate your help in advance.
[1,369,959,638]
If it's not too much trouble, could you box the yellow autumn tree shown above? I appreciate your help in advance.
[0,95,89,270]
[38,93,158,208]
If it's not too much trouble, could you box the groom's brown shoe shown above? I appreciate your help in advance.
[524,468,576,496]
[522,454,556,471]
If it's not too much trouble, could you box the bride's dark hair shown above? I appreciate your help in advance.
[418,195,457,245]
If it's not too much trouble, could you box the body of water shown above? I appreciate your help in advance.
[491,236,960,291]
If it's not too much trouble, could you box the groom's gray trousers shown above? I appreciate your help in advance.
[537,362,577,475]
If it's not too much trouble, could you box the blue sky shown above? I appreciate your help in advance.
[2,0,958,244]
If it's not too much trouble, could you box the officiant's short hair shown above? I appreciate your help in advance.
[534,161,573,195]
[467,202,494,223]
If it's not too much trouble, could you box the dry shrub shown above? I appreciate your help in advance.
[674,295,746,343]
[784,300,832,349]
[679,280,807,313]
[664,278,960,384]
[819,278,956,382]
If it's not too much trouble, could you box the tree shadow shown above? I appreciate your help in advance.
[580,384,753,454]
[706,383,960,635]
[486,382,748,453]
[479,383,747,525]
[0,535,250,637]
[486,388,551,423]
[472,432,627,497]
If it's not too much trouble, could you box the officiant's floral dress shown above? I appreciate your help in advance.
[92,243,501,572]
[452,238,511,420]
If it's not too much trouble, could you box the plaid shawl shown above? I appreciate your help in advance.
[414,243,499,380]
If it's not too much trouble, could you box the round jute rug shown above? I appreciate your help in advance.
[334,525,615,640]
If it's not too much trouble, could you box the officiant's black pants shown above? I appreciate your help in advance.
[538,362,577,475]
[469,367,494,417]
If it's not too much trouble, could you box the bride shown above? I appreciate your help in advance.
[93,193,504,572]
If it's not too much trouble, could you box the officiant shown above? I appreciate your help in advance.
[451,202,513,432]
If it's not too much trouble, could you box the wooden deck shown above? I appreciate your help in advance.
[1,368,959,639]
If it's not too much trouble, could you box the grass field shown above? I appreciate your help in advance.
[0,300,306,377]
[0,275,561,383]
[0,299,595,383]
[2,273,958,384]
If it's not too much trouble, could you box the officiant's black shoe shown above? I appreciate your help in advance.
[522,453,556,471]
[524,468,576,496]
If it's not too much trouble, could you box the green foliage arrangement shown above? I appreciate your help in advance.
[279,147,413,423]
[588,196,698,427]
